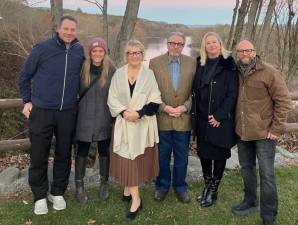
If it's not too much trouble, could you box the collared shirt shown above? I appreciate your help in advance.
[168,56,181,91]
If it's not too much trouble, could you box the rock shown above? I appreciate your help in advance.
[47,163,53,183]
[20,168,29,180]
[276,146,298,159]
[0,167,20,185]
[188,155,200,168]
[226,147,240,170]
[86,168,97,177]
[93,158,99,170]
[0,167,20,193]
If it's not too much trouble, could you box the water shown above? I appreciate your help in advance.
[143,36,197,66]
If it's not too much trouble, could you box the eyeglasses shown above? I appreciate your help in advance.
[237,49,255,54]
[126,51,143,57]
[167,42,184,48]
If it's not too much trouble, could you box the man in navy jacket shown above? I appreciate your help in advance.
[19,15,84,215]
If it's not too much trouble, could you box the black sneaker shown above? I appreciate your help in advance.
[231,201,259,216]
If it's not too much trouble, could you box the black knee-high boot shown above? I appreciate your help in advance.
[75,155,88,203]
[202,159,226,207]
[198,158,212,206]
[99,155,109,200]
[98,139,111,200]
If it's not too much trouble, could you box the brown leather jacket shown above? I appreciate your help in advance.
[235,57,293,141]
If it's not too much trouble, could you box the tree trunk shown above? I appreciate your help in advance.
[288,7,298,78]
[252,0,263,42]
[274,9,284,71]
[258,0,276,58]
[50,0,63,34]
[111,0,141,66]
[102,0,108,48]
[227,0,240,50]
[245,0,260,40]
[231,0,250,50]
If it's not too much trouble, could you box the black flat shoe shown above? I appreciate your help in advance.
[127,200,142,220]
[122,194,132,202]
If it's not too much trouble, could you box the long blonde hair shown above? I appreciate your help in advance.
[81,54,114,88]
[200,32,231,66]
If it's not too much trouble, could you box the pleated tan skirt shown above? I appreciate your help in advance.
[109,145,159,187]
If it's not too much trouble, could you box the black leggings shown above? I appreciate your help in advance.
[200,157,226,179]
[77,139,110,157]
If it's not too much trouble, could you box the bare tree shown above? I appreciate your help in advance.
[274,1,290,71]
[50,0,63,33]
[287,1,298,78]
[231,0,250,50]
[258,0,277,57]
[227,0,240,50]
[252,0,263,42]
[111,0,141,66]
[245,0,262,40]
[0,0,50,58]
[82,0,108,46]
[103,0,108,46]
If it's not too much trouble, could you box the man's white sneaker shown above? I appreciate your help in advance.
[48,194,66,210]
[34,198,48,215]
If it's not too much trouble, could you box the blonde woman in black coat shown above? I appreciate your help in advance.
[75,37,115,203]
[192,32,238,207]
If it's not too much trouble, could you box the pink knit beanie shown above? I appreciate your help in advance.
[89,37,108,53]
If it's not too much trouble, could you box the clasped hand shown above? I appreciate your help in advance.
[123,109,140,122]
[164,105,186,118]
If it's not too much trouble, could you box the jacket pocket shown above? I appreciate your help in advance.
[246,80,268,100]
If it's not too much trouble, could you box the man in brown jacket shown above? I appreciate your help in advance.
[149,32,196,203]
[231,40,292,225]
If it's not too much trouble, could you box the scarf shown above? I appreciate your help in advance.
[237,58,257,77]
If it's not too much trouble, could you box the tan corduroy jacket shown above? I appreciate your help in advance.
[149,53,196,131]
[235,57,293,141]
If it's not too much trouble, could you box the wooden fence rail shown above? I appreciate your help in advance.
[0,94,298,153]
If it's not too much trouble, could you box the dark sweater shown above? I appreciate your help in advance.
[120,80,159,118]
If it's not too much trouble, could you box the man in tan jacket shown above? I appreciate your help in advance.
[231,40,292,225]
[149,32,196,203]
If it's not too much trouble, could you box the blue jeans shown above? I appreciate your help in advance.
[156,130,190,193]
[237,139,277,224]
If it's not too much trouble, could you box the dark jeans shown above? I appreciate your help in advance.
[76,139,110,157]
[156,130,191,193]
[28,106,77,202]
[237,139,277,224]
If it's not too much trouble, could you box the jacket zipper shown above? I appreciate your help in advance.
[60,49,68,110]
[59,42,80,111]
[208,80,214,115]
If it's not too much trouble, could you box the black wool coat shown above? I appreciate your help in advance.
[192,55,239,148]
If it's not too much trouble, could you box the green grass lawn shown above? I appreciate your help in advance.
[1,166,297,225]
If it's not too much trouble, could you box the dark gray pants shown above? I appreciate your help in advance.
[237,139,277,224]
[29,106,77,202]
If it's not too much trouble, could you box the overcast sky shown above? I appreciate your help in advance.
[30,0,237,25]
